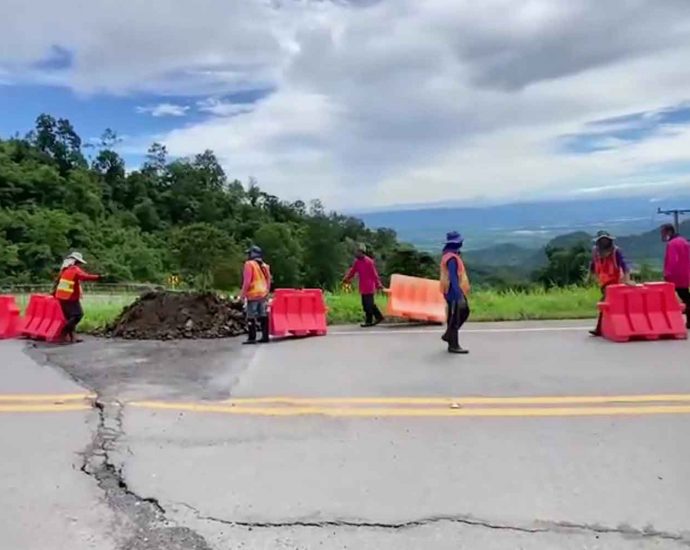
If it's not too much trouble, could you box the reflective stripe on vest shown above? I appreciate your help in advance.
[55,275,76,300]
[246,261,270,299]
[439,252,470,295]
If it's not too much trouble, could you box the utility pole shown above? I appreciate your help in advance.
[657,208,690,233]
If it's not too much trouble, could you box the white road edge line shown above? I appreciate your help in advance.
[332,326,592,336]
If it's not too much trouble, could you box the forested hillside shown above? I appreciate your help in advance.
[0,115,436,290]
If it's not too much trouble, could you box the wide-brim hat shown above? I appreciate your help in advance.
[67,251,86,264]
[445,231,464,246]
[593,230,615,243]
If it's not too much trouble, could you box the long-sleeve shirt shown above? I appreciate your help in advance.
[57,266,99,301]
[445,258,462,302]
[344,256,383,295]
[589,248,629,274]
[664,235,690,289]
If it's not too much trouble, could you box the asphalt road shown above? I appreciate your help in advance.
[2,321,690,549]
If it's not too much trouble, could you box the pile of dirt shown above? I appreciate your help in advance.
[107,291,246,340]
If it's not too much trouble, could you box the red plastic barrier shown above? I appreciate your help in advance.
[0,295,21,339]
[598,283,687,342]
[22,294,48,337]
[269,289,328,338]
[22,294,66,342]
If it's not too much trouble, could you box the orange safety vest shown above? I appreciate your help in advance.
[440,252,471,295]
[593,248,621,287]
[245,260,271,300]
[54,266,79,301]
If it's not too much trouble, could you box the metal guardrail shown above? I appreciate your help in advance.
[0,282,165,294]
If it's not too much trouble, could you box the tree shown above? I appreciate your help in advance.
[171,223,240,289]
[302,216,347,289]
[0,115,406,289]
[385,246,437,281]
[254,223,303,287]
[192,150,226,192]
[93,149,126,209]
[534,244,590,288]
[142,142,168,186]
[30,114,86,175]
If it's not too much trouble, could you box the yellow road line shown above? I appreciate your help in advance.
[0,393,95,402]
[217,393,690,406]
[0,404,92,413]
[130,401,690,418]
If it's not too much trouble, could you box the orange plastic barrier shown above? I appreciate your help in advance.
[386,274,446,323]
[0,295,21,339]
[22,294,66,342]
[269,289,328,337]
[598,283,687,342]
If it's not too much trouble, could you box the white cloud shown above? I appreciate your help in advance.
[136,103,189,117]
[3,0,690,208]
[196,97,255,117]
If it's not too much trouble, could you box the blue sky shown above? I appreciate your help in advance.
[0,84,271,165]
[2,0,690,209]
[561,104,690,154]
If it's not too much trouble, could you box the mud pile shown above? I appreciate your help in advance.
[107,291,246,340]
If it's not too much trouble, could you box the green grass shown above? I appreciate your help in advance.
[79,297,136,332]
[325,287,600,324]
[14,293,137,333]
[11,287,601,334]
[468,286,600,322]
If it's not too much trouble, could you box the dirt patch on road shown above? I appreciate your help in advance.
[106,291,246,340]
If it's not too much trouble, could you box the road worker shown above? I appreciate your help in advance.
[589,231,631,336]
[661,223,690,328]
[240,245,272,344]
[440,231,471,354]
[343,244,385,327]
[53,251,101,343]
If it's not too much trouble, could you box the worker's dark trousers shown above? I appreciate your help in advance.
[676,288,690,329]
[593,286,609,334]
[60,300,84,338]
[444,299,470,349]
[361,294,383,325]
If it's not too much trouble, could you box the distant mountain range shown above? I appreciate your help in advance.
[359,195,690,251]
[463,220,690,274]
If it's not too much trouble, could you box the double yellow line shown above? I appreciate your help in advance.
[0,393,95,413]
[130,393,690,418]
[7,393,690,417]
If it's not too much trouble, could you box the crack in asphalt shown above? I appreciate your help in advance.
[176,503,690,546]
[79,399,213,550]
[38,342,690,548]
[80,401,166,514]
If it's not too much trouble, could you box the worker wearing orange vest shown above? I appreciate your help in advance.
[240,245,272,344]
[589,231,630,336]
[440,231,471,354]
[53,251,101,343]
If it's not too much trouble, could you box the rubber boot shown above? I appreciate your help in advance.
[244,320,257,345]
[259,317,270,343]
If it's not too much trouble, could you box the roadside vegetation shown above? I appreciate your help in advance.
[13,287,601,332]
[0,114,664,332]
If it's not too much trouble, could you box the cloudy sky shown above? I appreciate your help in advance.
[2,0,690,210]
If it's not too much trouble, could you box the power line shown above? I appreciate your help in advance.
[657,208,690,233]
